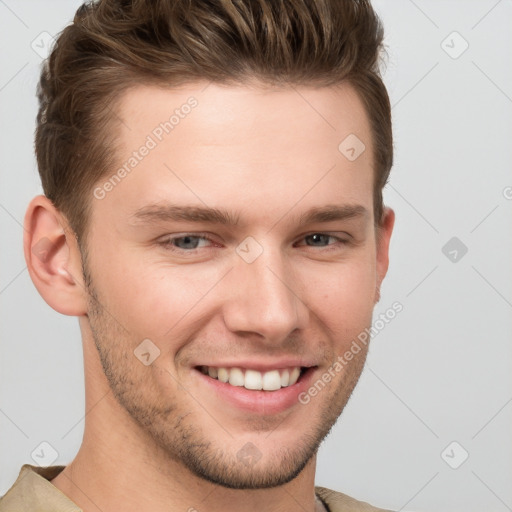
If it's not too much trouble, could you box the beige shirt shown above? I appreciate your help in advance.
[0,464,393,512]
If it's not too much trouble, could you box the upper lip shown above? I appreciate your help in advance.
[193,358,317,372]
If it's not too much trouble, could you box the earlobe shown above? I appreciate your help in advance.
[23,195,88,316]
[374,206,395,304]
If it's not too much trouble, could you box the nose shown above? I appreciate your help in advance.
[222,246,310,343]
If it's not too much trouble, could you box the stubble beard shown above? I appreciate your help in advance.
[82,261,368,489]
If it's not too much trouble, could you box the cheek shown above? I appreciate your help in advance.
[90,235,377,346]
[303,257,377,334]
[99,254,227,339]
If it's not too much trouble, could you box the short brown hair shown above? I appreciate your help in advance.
[36,0,392,245]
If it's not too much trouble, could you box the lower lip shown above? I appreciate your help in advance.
[193,367,317,415]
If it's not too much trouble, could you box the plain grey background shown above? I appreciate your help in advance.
[1,1,511,511]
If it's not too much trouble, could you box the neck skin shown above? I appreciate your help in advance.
[51,320,323,512]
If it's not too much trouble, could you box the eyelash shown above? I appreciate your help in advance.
[158,233,351,253]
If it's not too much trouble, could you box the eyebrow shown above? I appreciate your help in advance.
[130,204,240,226]
[298,204,368,226]
[129,203,368,227]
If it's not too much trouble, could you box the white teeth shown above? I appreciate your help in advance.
[217,367,229,383]
[289,367,301,386]
[202,366,303,391]
[244,370,263,390]
[228,367,244,387]
[262,370,281,391]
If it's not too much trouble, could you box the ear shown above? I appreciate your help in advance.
[374,206,395,304]
[23,195,88,316]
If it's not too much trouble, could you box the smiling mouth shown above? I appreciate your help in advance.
[196,365,309,391]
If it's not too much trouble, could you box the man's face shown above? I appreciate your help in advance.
[81,82,392,488]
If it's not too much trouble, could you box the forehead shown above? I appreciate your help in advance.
[117,81,371,149]
[93,81,374,226]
